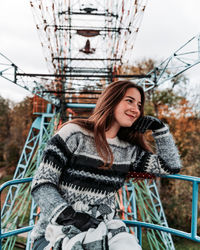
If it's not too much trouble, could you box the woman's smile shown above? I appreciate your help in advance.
[125,113,137,120]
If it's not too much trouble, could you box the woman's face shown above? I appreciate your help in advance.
[113,87,141,129]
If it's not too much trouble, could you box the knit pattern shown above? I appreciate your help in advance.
[31,123,181,241]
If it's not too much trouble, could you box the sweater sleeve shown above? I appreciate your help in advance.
[130,125,182,176]
[31,123,78,223]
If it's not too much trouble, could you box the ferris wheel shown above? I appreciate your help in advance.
[0,1,200,250]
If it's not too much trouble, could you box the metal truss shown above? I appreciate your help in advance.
[1,105,56,250]
[0,0,149,119]
[28,0,148,98]
[0,53,60,106]
[26,106,57,250]
[136,33,200,91]
[144,180,175,249]
[1,117,41,224]
[116,180,175,250]
[30,0,148,72]
[1,33,199,107]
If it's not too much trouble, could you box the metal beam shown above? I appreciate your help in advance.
[137,34,200,91]
[45,25,128,32]
[58,11,118,18]
[53,57,121,61]
[16,73,151,78]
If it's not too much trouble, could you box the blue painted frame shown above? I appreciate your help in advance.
[0,178,33,250]
[0,174,199,249]
[124,174,200,246]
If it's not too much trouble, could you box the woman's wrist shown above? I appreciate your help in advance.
[50,203,71,224]
[152,124,169,138]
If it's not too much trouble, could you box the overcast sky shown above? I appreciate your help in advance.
[0,0,200,102]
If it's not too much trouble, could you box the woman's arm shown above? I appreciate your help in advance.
[130,116,182,176]
[31,126,76,223]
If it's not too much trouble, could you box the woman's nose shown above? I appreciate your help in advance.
[130,104,140,113]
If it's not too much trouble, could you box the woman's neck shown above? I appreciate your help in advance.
[105,122,120,139]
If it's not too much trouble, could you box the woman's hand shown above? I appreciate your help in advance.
[131,115,165,133]
[56,206,101,231]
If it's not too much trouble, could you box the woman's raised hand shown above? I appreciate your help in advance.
[131,115,165,133]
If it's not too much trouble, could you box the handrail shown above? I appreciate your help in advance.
[163,174,199,241]
[124,174,200,245]
[124,220,200,244]
[0,178,33,192]
[0,174,199,249]
[163,174,200,182]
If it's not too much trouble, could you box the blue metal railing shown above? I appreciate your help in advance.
[0,178,33,250]
[124,174,200,246]
[0,174,200,249]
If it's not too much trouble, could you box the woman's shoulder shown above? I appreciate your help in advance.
[56,122,93,140]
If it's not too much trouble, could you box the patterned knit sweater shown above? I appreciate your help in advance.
[31,123,181,241]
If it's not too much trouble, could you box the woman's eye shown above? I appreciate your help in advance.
[127,99,132,103]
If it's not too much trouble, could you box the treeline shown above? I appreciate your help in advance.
[0,96,34,174]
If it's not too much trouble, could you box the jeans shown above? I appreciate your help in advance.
[32,237,49,250]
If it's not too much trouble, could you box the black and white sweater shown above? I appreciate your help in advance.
[31,123,181,241]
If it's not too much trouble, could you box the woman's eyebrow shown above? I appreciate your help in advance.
[126,96,134,99]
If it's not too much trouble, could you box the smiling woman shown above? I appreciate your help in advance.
[110,87,142,137]
[31,80,182,250]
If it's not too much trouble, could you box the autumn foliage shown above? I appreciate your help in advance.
[144,88,200,234]
[0,96,34,176]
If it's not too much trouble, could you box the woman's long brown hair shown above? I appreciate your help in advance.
[60,80,152,169]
